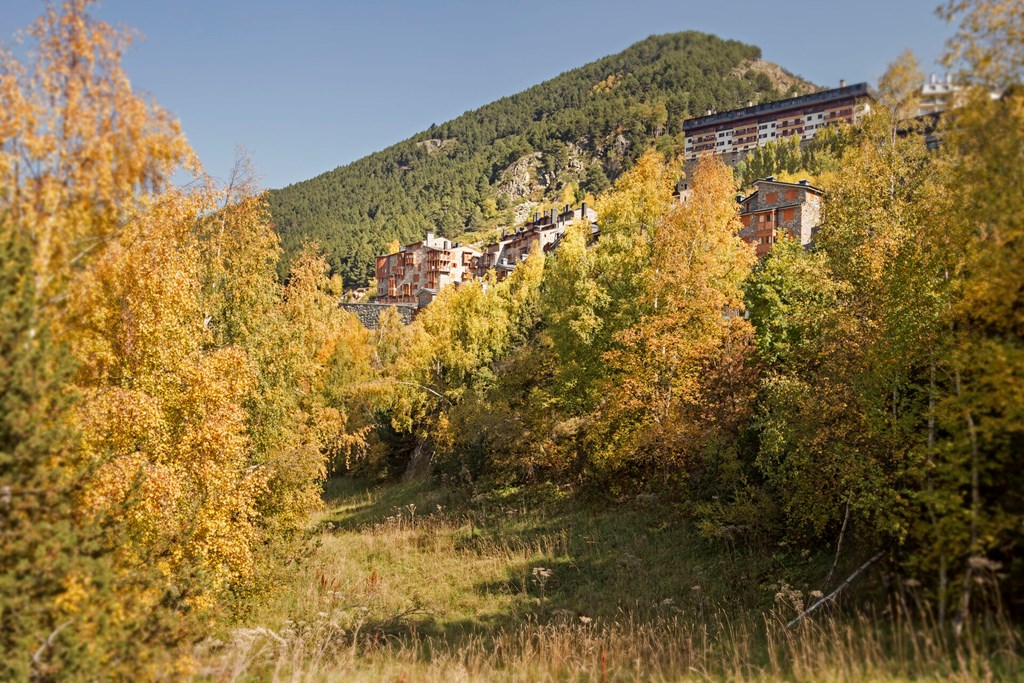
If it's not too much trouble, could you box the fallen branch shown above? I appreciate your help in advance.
[788,550,884,629]
[32,620,73,671]
[823,500,851,588]
[357,380,453,406]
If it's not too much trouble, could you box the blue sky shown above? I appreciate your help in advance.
[1,1,954,189]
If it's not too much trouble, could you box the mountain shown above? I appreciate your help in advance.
[268,32,815,286]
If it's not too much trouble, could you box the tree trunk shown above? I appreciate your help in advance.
[952,368,981,637]
[926,359,948,628]
[403,440,433,481]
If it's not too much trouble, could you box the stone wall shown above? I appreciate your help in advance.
[340,302,416,329]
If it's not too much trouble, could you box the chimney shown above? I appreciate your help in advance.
[550,208,557,224]
[534,212,540,223]
[426,232,434,242]
[747,100,753,107]
[945,72,953,85]
[735,193,744,203]
[839,79,846,88]
[798,179,809,186]
[706,108,712,116]
[764,176,775,182]
[581,201,588,218]
[930,73,938,85]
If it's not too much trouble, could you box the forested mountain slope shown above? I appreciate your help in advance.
[268,32,814,285]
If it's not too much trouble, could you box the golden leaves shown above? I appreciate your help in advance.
[0,4,381,674]
[0,1,196,304]
[941,0,1024,89]
[599,156,754,448]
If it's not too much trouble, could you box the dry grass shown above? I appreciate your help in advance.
[194,480,1024,682]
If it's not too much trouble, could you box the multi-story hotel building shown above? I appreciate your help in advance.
[682,82,874,166]
[374,233,480,307]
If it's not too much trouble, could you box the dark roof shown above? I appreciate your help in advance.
[741,178,826,204]
[758,178,824,194]
[683,82,874,131]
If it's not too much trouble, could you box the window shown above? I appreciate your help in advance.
[785,188,798,200]
[782,207,796,221]
[765,192,778,203]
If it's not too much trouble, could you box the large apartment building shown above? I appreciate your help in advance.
[472,203,597,281]
[682,82,874,166]
[374,233,480,307]
[738,177,823,257]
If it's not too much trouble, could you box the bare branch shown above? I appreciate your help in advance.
[357,379,453,406]
[788,550,884,628]
[32,620,73,671]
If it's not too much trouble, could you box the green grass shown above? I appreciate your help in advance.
[194,478,1024,682]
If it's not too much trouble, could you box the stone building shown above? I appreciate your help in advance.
[738,177,823,257]
[374,233,479,307]
[472,203,597,281]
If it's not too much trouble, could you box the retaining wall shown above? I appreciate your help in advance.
[340,302,417,329]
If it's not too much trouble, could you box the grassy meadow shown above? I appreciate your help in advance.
[195,479,1023,682]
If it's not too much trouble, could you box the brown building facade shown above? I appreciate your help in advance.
[372,203,598,309]
[374,233,480,306]
[738,178,823,257]
[472,203,597,280]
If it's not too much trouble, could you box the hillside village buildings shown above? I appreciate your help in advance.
[738,177,824,256]
[372,77,959,310]
[471,203,597,281]
[374,203,597,307]
[679,83,862,256]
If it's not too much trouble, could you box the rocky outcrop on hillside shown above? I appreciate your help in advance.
[416,138,458,155]
[730,59,817,98]
[497,152,542,200]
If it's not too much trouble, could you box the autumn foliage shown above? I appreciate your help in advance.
[3,0,1024,678]
[0,2,369,678]
[370,0,1024,637]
